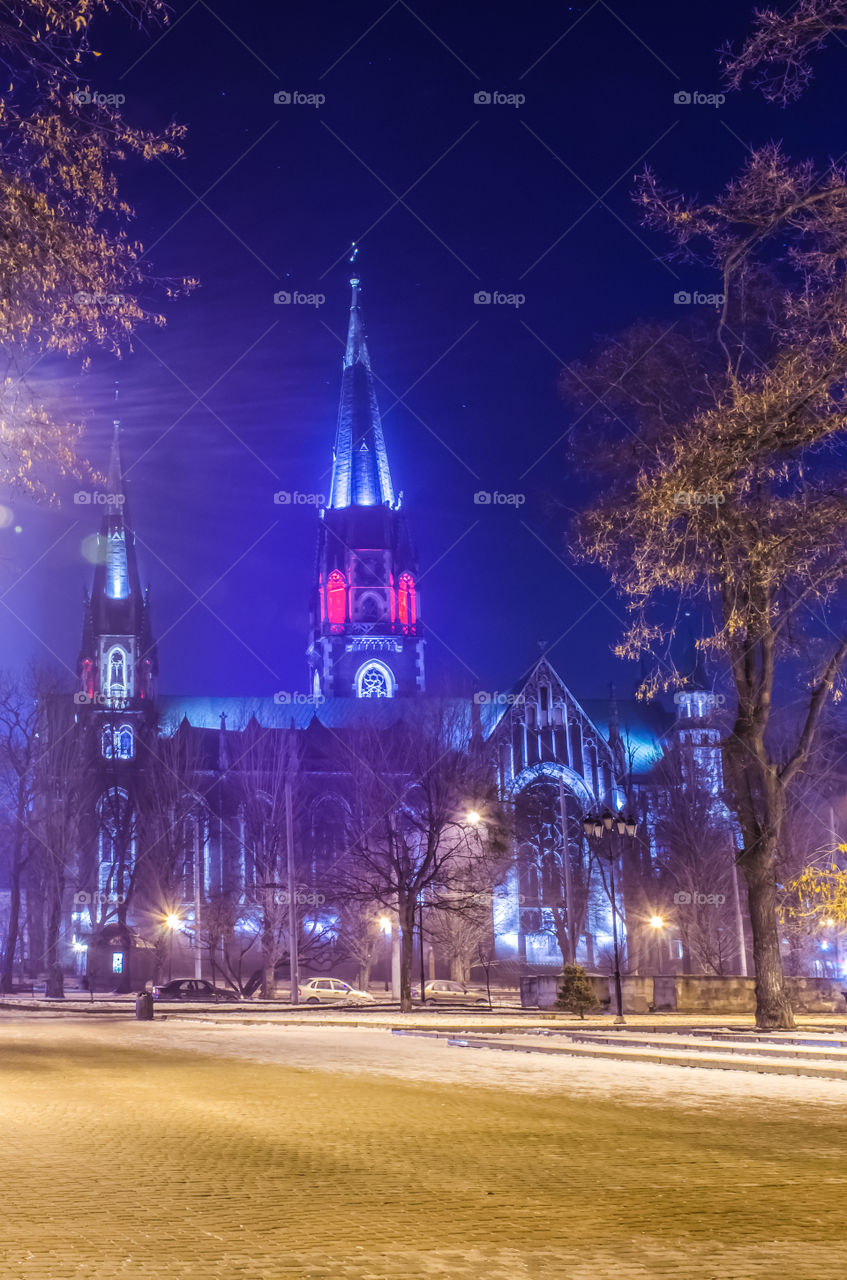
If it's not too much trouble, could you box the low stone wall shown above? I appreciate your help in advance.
[655,974,847,1014]
[521,971,847,1014]
[618,976,653,1015]
[670,975,755,1014]
[785,976,846,1014]
[520,973,610,1011]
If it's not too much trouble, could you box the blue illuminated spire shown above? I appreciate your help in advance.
[328,276,396,509]
[104,419,129,600]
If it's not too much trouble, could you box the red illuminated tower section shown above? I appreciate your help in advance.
[307,277,425,698]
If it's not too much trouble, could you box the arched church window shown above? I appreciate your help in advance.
[310,795,350,874]
[107,647,127,699]
[397,572,416,632]
[326,570,346,630]
[117,725,134,759]
[358,592,383,622]
[97,787,133,901]
[356,660,394,699]
[101,726,113,759]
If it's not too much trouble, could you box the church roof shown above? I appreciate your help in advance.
[328,277,396,509]
[578,697,673,778]
[157,694,503,737]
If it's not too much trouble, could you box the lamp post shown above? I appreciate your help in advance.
[379,916,392,991]
[583,810,637,1025]
[649,915,665,976]
[165,913,181,982]
[418,892,426,1004]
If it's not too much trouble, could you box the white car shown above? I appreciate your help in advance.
[415,980,490,1005]
[298,977,375,1005]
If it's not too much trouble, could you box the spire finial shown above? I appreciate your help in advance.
[348,242,361,301]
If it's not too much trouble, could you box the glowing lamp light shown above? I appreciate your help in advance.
[824,918,836,928]
[821,941,831,951]
[466,809,482,826]
[649,916,664,930]
[165,913,181,931]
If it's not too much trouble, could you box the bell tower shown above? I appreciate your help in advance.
[77,421,158,732]
[307,276,425,698]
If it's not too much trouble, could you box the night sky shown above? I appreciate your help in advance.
[4,0,843,700]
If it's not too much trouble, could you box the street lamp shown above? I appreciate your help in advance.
[584,812,638,1025]
[466,809,482,826]
[165,912,181,981]
[649,915,665,975]
[379,915,392,992]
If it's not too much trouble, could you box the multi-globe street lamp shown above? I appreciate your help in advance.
[583,810,638,1025]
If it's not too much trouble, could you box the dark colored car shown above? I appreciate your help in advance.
[152,978,240,1002]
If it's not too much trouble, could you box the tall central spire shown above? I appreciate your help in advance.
[328,276,396,509]
[104,419,130,601]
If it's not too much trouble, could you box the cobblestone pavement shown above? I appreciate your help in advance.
[2,1016,847,1279]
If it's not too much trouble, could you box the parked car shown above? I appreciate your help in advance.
[298,977,375,1005]
[413,980,490,1006]
[153,978,240,1002]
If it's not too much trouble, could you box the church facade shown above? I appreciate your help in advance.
[67,277,721,992]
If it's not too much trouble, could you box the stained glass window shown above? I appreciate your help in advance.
[326,570,346,629]
[397,572,416,632]
[356,661,393,698]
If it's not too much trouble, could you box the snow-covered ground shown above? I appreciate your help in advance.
[5,1013,845,1115]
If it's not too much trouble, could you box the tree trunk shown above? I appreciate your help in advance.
[399,902,415,1012]
[0,837,23,993]
[740,840,795,1029]
[44,879,65,999]
[261,917,275,998]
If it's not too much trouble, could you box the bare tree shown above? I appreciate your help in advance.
[231,720,305,998]
[0,671,38,991]
[335,900,383,990]
[563,146,847,1027]
[30,681,89,997]
[652,746,742,976]
[133,718,207,981]
[340,702,506,1012]
[723,1,847,105]
[514,780,593,968]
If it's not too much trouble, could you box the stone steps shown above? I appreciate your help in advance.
[439,1034,847,1080]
